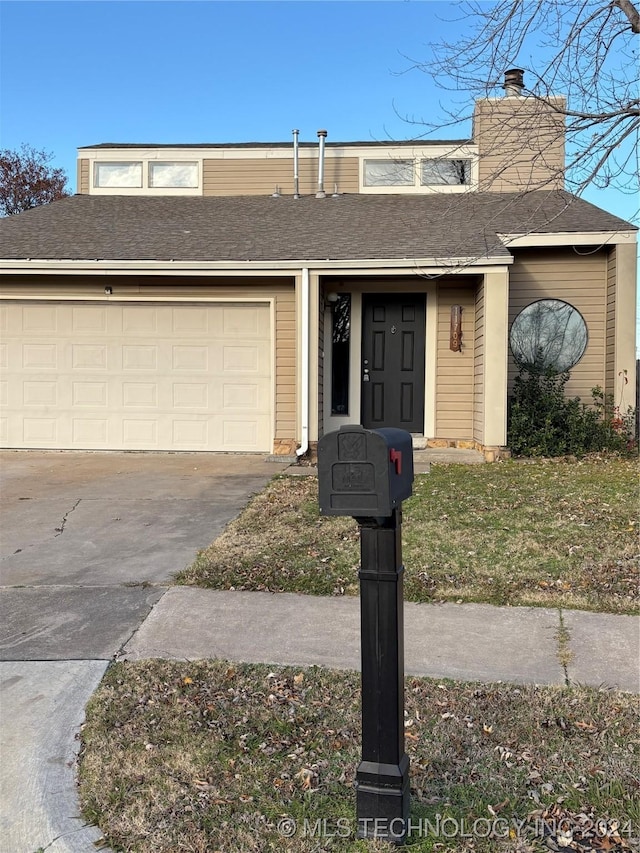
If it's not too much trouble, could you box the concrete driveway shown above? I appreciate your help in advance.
[0,450,287,853]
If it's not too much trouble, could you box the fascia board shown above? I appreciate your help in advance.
[0,255,513,275]
[499,231,637,247]
[78,144,479,161]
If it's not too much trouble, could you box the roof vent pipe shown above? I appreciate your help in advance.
[292,129,300,198]
[503,68,525,96]
[316,129,327,198]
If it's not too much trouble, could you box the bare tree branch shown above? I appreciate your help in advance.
[613,0,640,32]
[403,0,639,202]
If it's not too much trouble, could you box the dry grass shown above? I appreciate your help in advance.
[177,457,639,614]
[79,660,640,852]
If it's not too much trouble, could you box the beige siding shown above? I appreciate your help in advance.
[0,275,296,448]
[274,287,296,440]
[508,249,608,402]
[436,286,476,438]
[77,159,90,194]
[473,281,485,442]
[473,97,565,192]
[203,156,359,196]
[605,248,616,397]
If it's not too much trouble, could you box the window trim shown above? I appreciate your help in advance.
[90,158,202,195]
[359,149,477,194]
[420,157,472,187]
[148,161,200,189]
[363,159,415,188]
[93,161,143,189]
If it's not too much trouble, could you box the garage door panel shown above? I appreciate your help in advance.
[1,302,273,452]
[72,305,107,333]
[22,304,58,333]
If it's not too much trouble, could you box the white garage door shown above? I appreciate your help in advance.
[0,301,273,452]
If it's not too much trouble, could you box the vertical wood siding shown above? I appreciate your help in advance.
[436,286,476,438]
[508,248,607,403]
[203,157,359,196]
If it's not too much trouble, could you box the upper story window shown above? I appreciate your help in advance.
[148,161,199,188]
[363,159,414,187]
[360,151,476,193]
[94,162,142,188]
[421,158,471,186]
[90,159,202,194]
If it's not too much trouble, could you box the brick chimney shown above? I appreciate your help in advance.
[473,70,566,192]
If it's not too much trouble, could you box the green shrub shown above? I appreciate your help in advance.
[507,366,637,457]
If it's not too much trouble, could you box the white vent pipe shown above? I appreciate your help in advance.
[316,129,327,198]
[292,129,300,198]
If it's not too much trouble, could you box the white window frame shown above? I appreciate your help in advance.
[363,159,415,187]
[93,161,143,189]
[90,156,203,195]
[420,158,472,187]
[148,161,200,189]
[358,147,478,194]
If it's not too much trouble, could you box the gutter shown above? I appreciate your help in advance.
[0,255,514,274]
[296,267,310,458]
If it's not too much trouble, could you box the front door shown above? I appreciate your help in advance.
[361,293,426,432]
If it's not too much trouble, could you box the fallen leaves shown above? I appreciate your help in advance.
[79,661,639,853]
[529,803,635,852]
[177,458,639,614]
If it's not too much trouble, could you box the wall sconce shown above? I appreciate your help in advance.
[325,292,339,308]
[104,286,112,295]
[450,304,463,352]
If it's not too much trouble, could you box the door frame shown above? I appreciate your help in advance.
[323,285,436,437]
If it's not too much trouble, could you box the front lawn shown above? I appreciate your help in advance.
[177,457,639,615]
[78,660,639,852]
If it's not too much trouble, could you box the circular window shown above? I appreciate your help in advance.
[509,299,588,373]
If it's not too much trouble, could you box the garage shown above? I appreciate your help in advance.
[0,300,273,452]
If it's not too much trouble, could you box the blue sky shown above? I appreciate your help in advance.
[0,0,636,224]
[1,0,638,351]
[1,0,461,186]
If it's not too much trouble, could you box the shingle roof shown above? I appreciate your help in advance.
[78,139,472,149]
[0,191,634,263]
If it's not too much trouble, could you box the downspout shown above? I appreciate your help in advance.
[296,266,310,457]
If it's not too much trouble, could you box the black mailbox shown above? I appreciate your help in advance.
[317,424,413,517]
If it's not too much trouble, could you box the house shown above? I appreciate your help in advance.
[0,71,636,460]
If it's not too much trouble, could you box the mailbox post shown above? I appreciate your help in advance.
[317,424,414,845]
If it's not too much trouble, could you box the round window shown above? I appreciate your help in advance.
[509,299,588,373]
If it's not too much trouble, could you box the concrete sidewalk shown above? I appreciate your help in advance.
[2,448,638,853]
[122,587,640,692]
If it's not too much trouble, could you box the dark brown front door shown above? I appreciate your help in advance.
[361,293,426,432]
